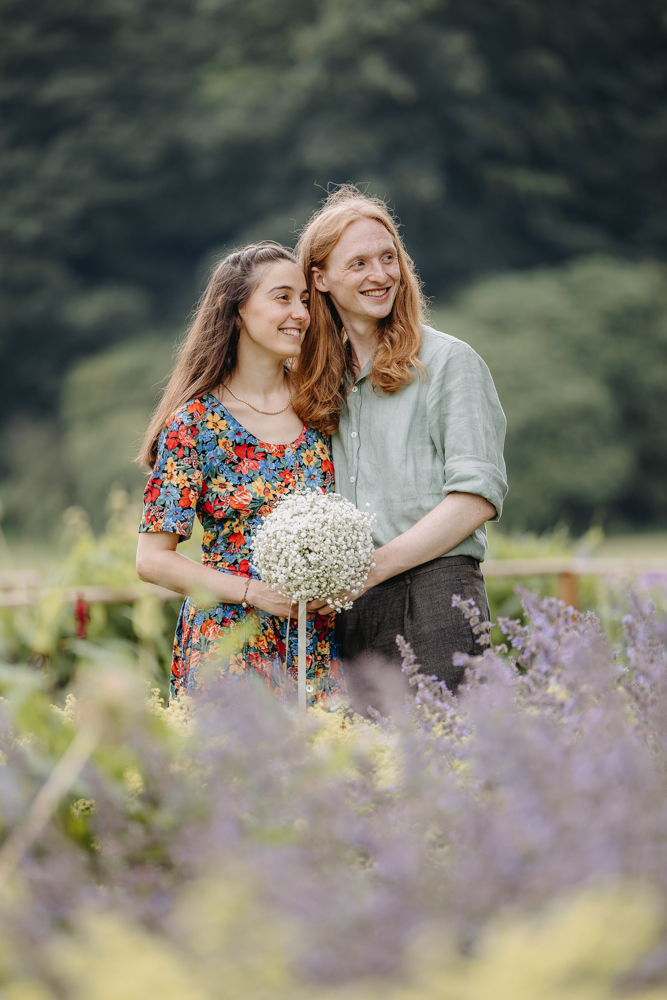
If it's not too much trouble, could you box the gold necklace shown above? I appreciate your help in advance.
[222,382,292,415]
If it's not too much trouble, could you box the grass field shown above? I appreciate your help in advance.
[596,532,667,558]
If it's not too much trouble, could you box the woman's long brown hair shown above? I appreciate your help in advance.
[292,185,426,435]
[138,243,296,468]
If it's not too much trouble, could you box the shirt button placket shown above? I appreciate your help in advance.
[350,382,361,503]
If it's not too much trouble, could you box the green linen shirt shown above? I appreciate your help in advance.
[331,325,508,562]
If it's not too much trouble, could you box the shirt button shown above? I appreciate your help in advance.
[350,476,355,483]
[351,386,358,393]
[351,431,357,438]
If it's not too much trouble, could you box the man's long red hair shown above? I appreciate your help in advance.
[292,186,426,435]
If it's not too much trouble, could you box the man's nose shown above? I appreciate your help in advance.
[368,258,388,283]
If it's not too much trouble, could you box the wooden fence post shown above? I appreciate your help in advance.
[558,571,579,609]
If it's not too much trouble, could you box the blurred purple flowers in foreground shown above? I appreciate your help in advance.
[0,589,666,997]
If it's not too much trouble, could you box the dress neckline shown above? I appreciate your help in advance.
[202,393,308,450]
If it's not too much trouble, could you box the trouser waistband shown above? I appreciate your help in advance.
[371,554,480,590]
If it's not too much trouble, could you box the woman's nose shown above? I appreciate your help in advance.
[292,300,309,320]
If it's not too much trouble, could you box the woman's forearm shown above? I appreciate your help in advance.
[136,541,249,604]
[136,532,299,618]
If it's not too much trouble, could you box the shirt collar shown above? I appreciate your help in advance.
[355,359,371,383]
[344,359,371,390]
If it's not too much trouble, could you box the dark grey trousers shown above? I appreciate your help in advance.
[335,555,489,715]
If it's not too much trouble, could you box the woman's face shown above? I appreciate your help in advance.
[311,217,401,328]
[238,261,310,360]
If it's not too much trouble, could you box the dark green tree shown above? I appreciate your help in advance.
[3,0,666,416]
[0,0,216,417]
[433,256,667,531]
[199,0,667,288]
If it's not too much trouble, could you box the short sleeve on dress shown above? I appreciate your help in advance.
[139,408,204,540]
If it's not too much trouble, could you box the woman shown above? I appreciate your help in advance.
[136,243,345,709]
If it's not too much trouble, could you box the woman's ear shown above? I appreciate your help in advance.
[217,295,225,311]
[311,267,329,293]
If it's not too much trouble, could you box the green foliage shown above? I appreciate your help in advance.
[0,492,182,690]
[0,338,174,534]
[432,255,667,531]
[197,0,667,290]
[0,0,211,415]
[60,337,175,522]
[484,523,603,634]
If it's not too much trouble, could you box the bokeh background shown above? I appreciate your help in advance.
[1,0,666,548]
[2,14,667,991]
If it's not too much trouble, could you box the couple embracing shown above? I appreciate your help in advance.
[136,186,507,712]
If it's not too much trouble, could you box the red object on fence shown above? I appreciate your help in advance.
[74,597,89,639]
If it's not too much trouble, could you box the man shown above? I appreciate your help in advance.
[294,186,507,708]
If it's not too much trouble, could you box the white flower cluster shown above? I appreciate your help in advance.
[251,490,376,610]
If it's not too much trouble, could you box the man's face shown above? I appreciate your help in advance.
[312,218,401,327]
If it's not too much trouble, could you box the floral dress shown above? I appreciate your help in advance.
[139,393,346,709]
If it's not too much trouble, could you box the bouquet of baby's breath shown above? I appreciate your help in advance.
[251,490,376,610]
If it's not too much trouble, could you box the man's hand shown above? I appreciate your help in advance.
[305,584,368,617]
[311,492,496,614]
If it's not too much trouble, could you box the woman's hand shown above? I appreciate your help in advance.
[247,584,338,620]
[246,579,299,619]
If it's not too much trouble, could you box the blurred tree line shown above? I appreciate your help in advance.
[433,257,667,531]
[1,0,666,535]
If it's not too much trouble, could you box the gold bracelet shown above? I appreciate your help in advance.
[241,577,251,608]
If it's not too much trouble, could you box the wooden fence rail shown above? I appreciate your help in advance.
[0,558,665,612]
[0,583,180,609]
[482,557,667,608]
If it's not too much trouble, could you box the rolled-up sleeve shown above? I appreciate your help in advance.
[426,341,508,521]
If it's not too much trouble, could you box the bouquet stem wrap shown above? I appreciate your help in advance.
[298,600,307,711]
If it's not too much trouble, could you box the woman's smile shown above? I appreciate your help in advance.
[237,260,310,360]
